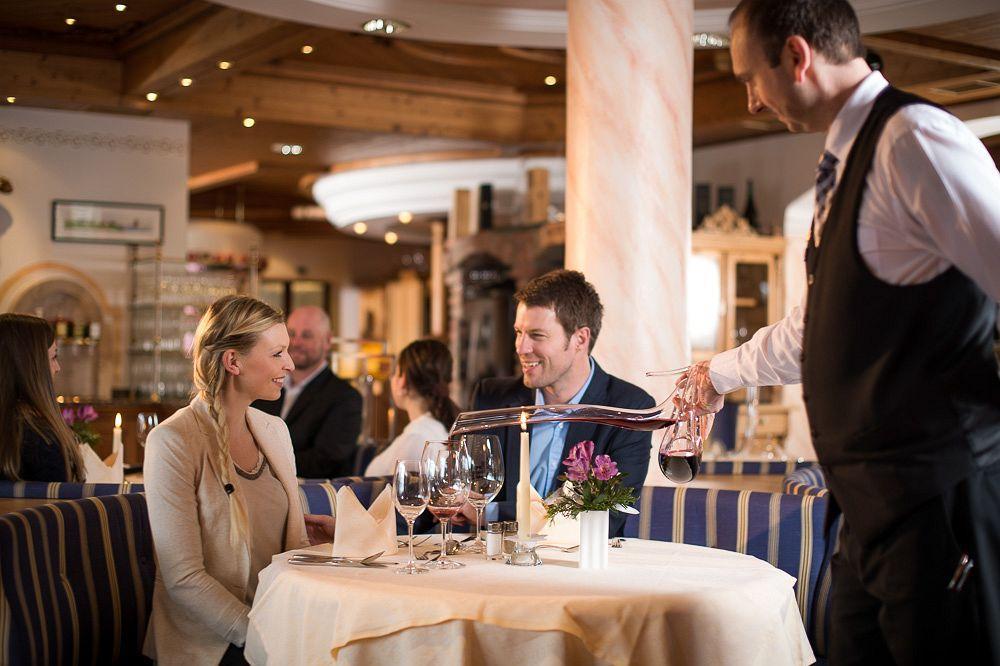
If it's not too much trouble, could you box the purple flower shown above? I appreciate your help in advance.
[78,405,99,422]
[593,455,619,481]
[562,440,595,482]
[61,408,76,425]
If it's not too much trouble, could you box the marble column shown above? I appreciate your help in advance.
[566,0,693,448]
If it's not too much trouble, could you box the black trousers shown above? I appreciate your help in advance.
[828,463,1000,665]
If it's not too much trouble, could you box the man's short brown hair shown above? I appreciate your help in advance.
[515,269,603,353]
[730,0,864,68]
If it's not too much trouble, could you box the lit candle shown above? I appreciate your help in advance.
[517,411,530,541]
[113,413,123,461]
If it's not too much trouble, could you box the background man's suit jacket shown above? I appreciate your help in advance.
[254,367,362,479]
[471,360,654,537]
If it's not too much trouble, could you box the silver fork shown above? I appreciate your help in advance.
[289,551,385,565]
[535,544,580,552]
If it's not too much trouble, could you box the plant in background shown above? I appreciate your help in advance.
[62,404,101,449]
[544,440,638,520]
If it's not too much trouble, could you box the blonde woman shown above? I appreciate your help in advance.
[143,296,334,665]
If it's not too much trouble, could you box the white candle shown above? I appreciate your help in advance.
[113,412,123,459]
[516,411,530,541]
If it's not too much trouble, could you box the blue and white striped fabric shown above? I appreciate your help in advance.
[698,459,814,475]
[0,481,145,499]
[782,465,829,497]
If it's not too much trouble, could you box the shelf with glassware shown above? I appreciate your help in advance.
[127,246,258,401]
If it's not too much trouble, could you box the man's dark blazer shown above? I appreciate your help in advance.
[254,366,363,479]
[471,360,654,537]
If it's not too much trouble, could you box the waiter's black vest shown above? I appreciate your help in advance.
[802,86,1000,546]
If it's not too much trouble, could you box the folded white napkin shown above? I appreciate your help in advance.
[331,486,399,558]
[79,444,124,484]
[528,485,549,536]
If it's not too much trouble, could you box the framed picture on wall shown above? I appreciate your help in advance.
[52,200,164,245]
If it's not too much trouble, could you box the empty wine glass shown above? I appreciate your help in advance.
[136,412,159,449]
[459,434,504,555]
[422,440,471,570]
[393,459,429,575]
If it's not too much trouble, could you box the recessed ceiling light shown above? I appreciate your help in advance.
[361,17,409,36]
[290,144,302,155]
[145,92,158,101]
[301,45,314,54]
[242,117,255,128]
[384,231,399,245]
[179,77,193,87]
[65,18,76,25]
[5,96,15,104]
[115,4,127,11]
[398,211,413,224]
[544,75,558,86]
[353,222,368,235]
[218,61,232,70]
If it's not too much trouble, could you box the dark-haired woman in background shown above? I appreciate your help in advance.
[0,313,85,482]
[365,339,460,476]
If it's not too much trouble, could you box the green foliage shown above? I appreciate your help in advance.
[544,474,636,521]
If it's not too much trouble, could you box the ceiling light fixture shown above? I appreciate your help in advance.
[361,17,409,36]
[544,75,558,86]
[115,4,127,11]
[290,144,302,155]
[692,33,729,49]
[398,211,413,224]
[384,231,399,245]
[353,222,368,235]
[179,77,193,87]
[242,117,255,128]
[5,97,15,104]
[145,92,158,101]
[301,45,314,54]
[218,61,232,70]
[65,18,76,25]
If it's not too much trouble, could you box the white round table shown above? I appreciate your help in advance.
[245,539,815,665]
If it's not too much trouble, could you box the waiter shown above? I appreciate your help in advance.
[684,1,1000,663]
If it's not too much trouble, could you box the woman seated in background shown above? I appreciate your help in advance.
[365,338,460,476]
[0,313,84,482]
[143,296,334,666]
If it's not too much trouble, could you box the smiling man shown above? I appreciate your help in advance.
[470,270,654,537]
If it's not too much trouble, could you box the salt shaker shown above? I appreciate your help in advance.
[486,522,504,560]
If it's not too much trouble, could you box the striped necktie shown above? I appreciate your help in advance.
[811,150,839,245]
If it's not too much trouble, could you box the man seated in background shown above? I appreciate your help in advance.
[468,270,654,537]
[254,306,362,479]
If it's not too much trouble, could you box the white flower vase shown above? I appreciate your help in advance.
[578,510,609,570]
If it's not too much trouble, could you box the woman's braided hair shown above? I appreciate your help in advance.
[191,295,284,550]
[397,339,459,429]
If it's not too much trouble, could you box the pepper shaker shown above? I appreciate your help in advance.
[502,521,519,555]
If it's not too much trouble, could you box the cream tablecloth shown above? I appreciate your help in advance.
[245,539,815,666]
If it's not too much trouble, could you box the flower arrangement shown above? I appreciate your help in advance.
[544,440,638,520]
[62,404,101,449]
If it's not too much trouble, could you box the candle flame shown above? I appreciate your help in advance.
[520,411,528,431]
[115,413,122,428]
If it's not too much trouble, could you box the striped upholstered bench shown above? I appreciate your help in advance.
[297,477,390,516]
[697,459,815,475]
[0,493,155,665]
[782,465,829,497]
[624,486,833,660]
[0,480,145,499]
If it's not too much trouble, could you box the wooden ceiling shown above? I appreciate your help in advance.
[2,1,1000,237]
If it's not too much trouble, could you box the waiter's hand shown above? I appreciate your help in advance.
[676,361,725,414]
[304,513,336,545]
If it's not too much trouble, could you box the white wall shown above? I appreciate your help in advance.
[0,106,189,394]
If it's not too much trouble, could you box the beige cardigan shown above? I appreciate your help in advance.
[142,397,309,665]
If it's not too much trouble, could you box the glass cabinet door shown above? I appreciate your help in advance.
[731,260,770,347]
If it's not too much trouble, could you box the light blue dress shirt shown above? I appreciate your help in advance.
[528,357,596,497]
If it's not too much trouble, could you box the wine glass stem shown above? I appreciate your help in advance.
[474,506,483,546]
[407,519,416,565]
[440,518,449,557]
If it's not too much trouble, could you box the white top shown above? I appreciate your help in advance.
[364,412,449,476]
[280,361,328,420]
[710,71,1000,393]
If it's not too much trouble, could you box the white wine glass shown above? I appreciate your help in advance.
[459,434,504,555]
[393,459,429,575]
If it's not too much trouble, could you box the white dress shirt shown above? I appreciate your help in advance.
[280,362,328,420]
[364,412,449,477]
[710,71,1000,393]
